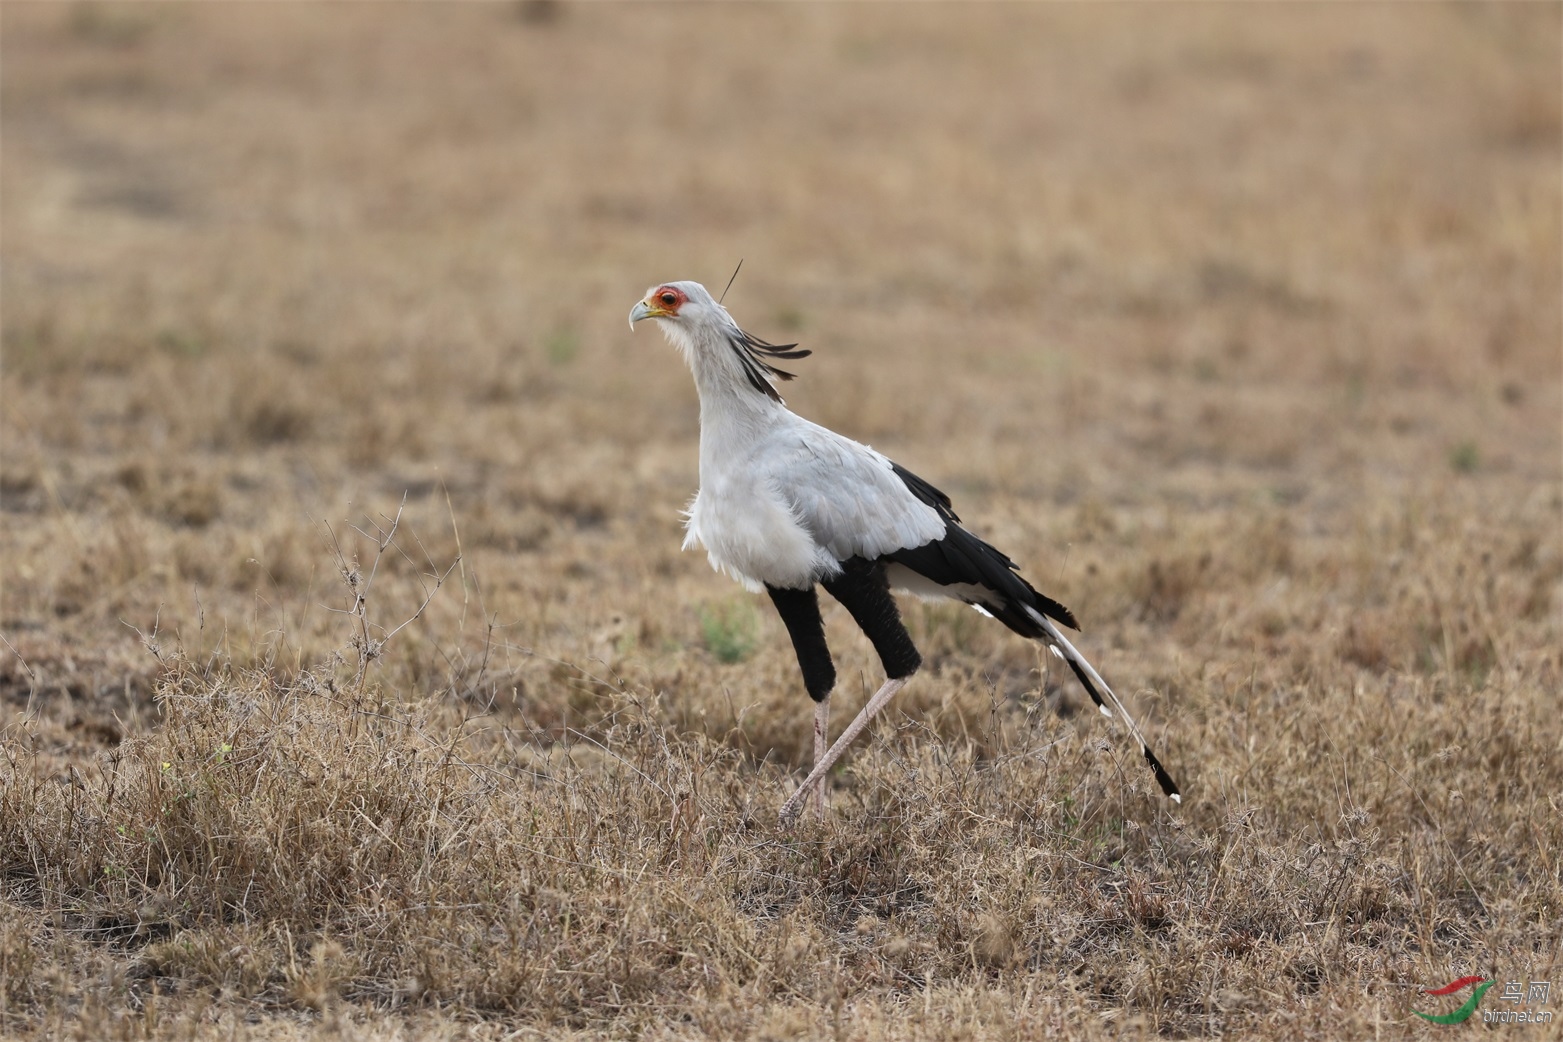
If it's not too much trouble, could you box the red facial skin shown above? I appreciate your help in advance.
[650,285,688,316]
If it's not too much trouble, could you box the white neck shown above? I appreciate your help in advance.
[663,319,789,477]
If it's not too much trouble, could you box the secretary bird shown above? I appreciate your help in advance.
[629,280,1180,826]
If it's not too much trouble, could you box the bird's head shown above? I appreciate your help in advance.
[629,279,811,402]
[628,280,719,330]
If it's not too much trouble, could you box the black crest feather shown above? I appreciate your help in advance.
[728,328,811,402]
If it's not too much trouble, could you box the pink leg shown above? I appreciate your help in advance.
[812,694,830,822]
[779,676,909,828]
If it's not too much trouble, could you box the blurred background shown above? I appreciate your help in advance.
[2,0,1558,710]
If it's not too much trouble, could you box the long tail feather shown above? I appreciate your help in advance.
[1027,607,1182,802]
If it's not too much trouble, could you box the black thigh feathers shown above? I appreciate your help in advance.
[887,463,1079,633]
[766,557,923,704]
[766,585,835,702]
[822,558,922,680]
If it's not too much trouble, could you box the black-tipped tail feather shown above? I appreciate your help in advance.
[1040,610,1181,802]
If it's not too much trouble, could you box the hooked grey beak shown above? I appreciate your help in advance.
[628,299,661,329]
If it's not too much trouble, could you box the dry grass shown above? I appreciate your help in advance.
[3,3,1561,1039]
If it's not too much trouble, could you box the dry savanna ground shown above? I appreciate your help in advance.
[2,4,1560,1040]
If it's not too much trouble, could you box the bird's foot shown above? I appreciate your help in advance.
[777,784,830,830]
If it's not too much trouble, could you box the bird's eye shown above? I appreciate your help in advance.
[659,292,678,307]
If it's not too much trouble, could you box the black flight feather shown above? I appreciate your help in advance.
[886,463,1079,631]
